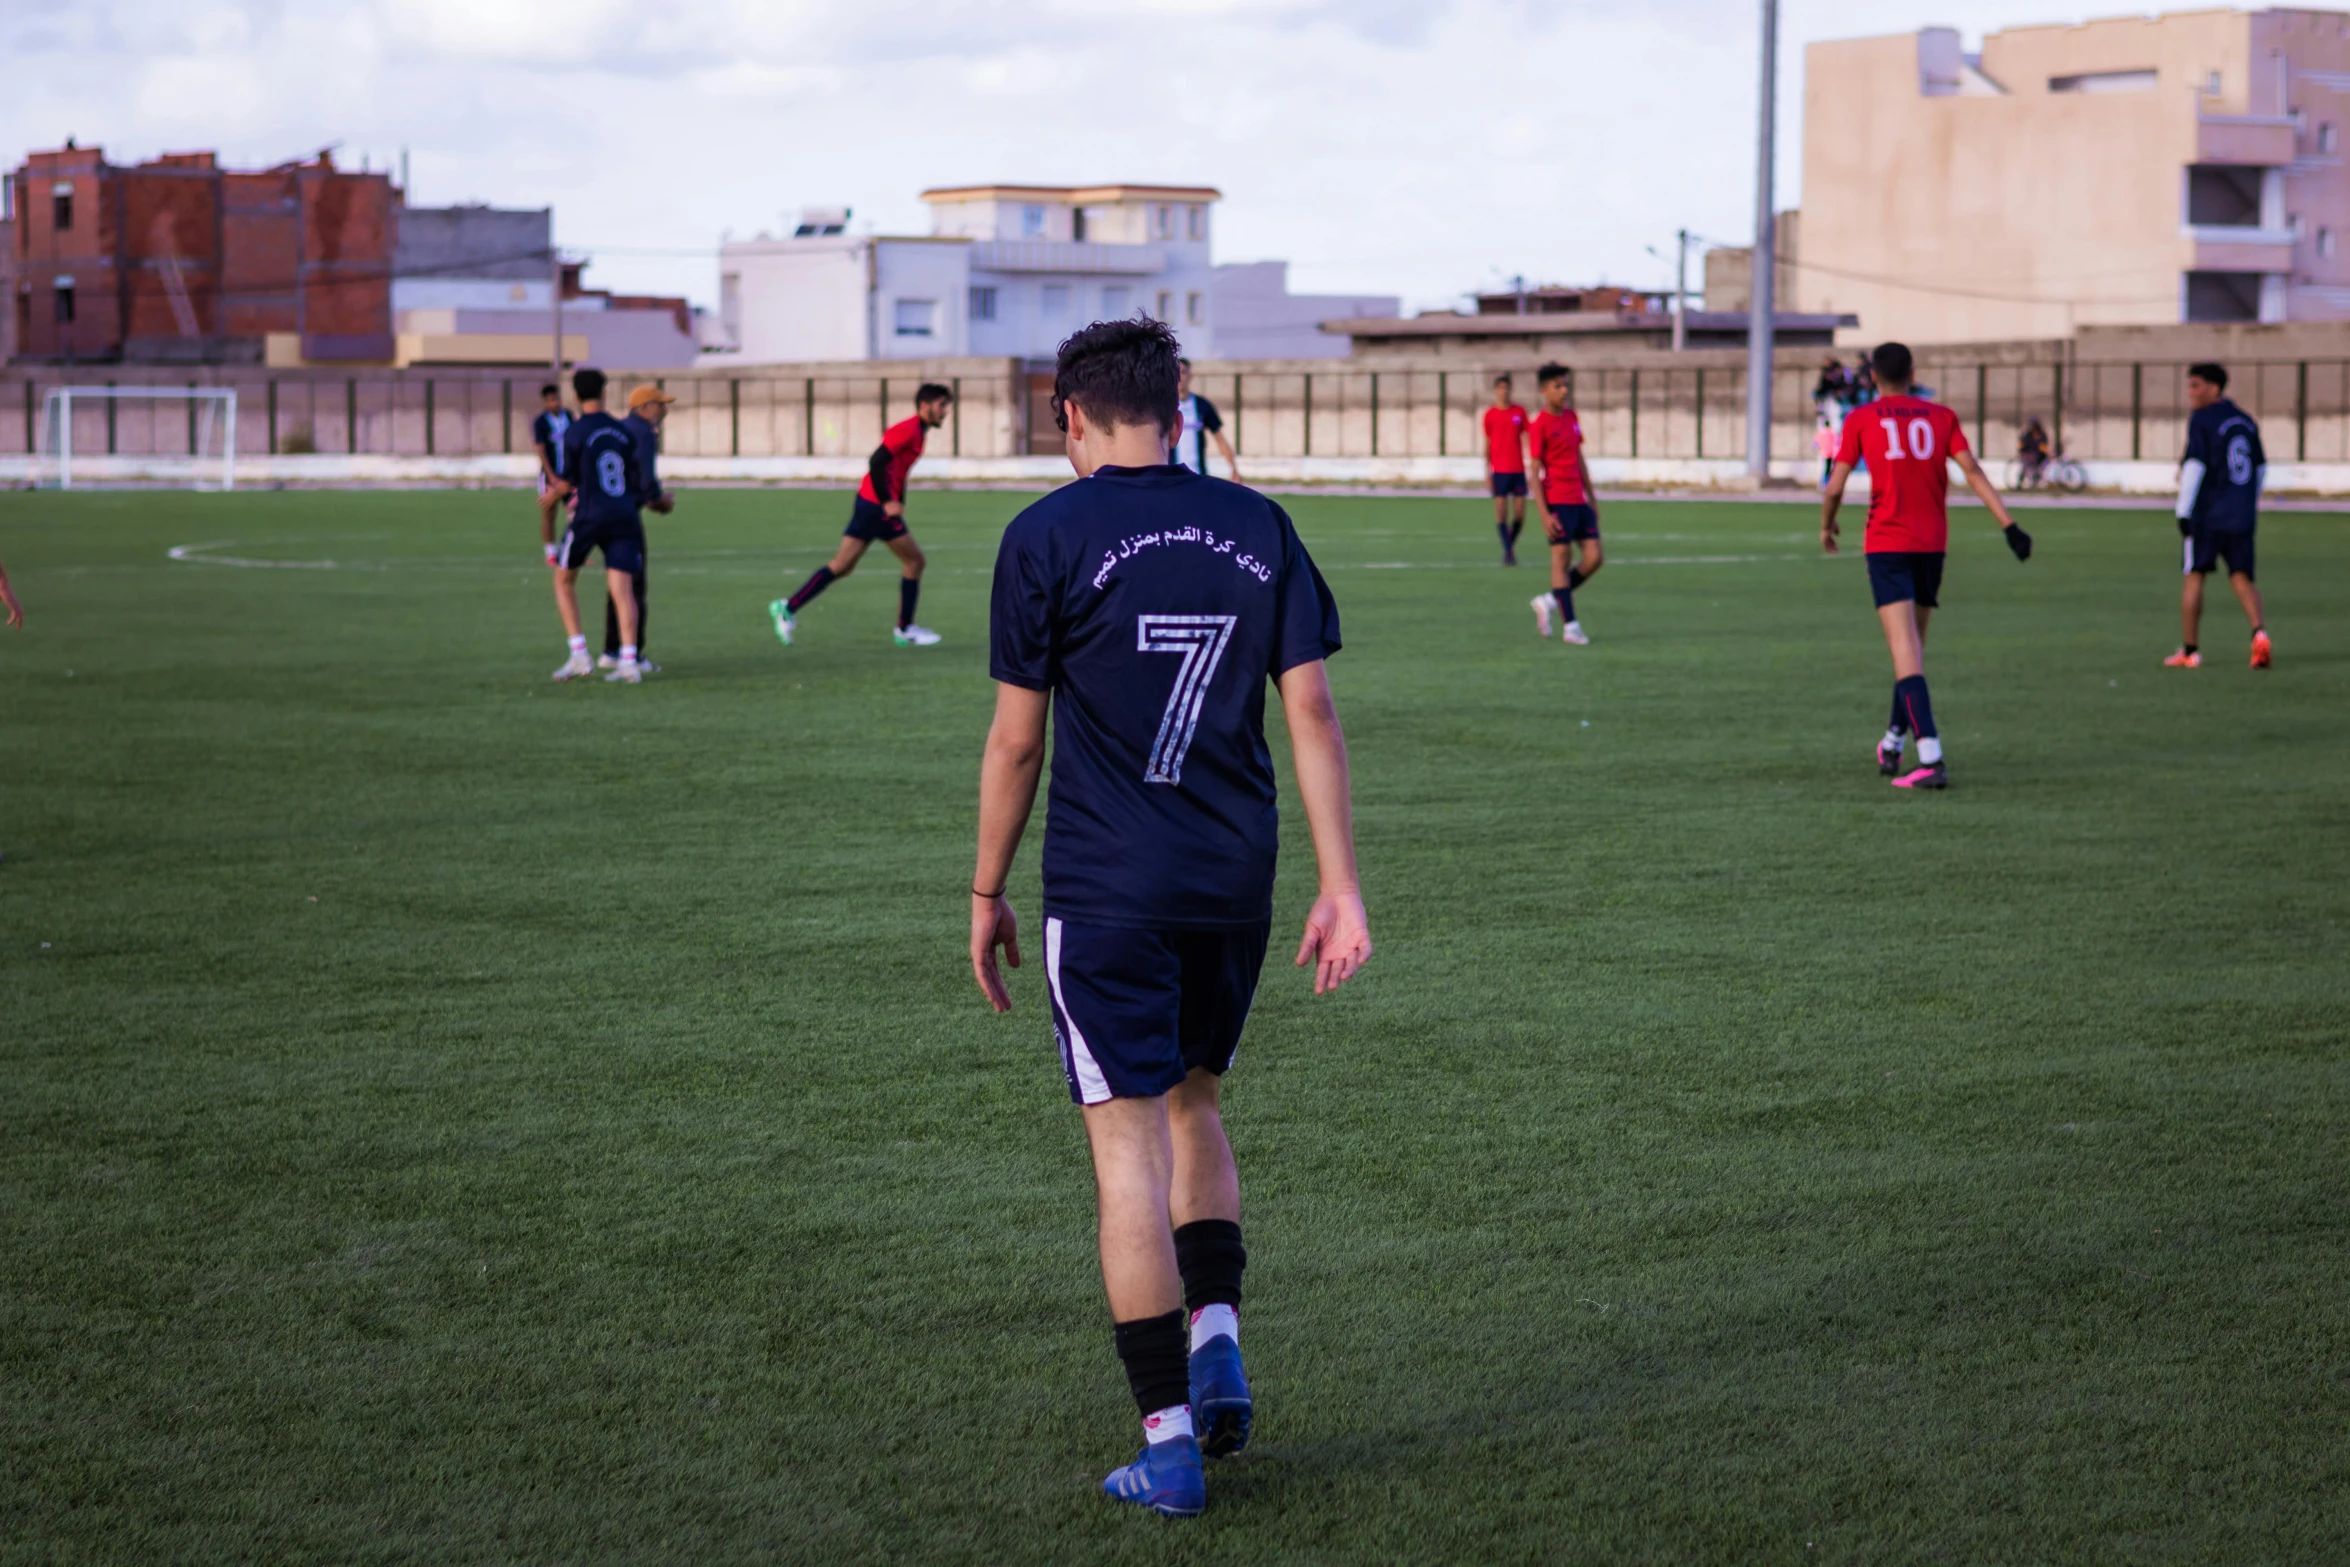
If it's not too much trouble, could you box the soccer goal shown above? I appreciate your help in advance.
[40,386,238,491]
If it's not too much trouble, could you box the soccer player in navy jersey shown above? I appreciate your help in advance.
[531,384,573,567]
[1821,342,2031,789]
[770,384,952,648]
[547,368,649,684]
[598,384,675,674]
[970,318,1371,1518]
[2167,362,2272,669]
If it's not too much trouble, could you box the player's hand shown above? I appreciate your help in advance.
[1821,514,1841,555]
[543,543,560,566]
[972,894,1021,1013]
[651,493,675,515]
[2003,522,2033,561]
[884,500,905,520]
[1296,889,1371,996]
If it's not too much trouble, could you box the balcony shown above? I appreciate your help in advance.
[2197,115,2297,166]
[968,240,1166,275]
[2187,230,2294,272]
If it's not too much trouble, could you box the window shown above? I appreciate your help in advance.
[2322,227,2338,258]
[1186,291,1204,324]
[1155,204,1174,238]
[1102,285,1131,318]
[1021,204,1046,238]
[969,285,998,322]
[51,182,71,233]
[2184,270,2261,322]
[1187,206,1205,241]
[1072,208,1088,243]
[2048,69,2157,94]
[2187,164,2263,226]
[2324,122,2340,154]
[55,282,75,323]
[1041,283,1070,318]
[1155,290,1173,320]
[893,298,937,337]
[2206,69,2223,95]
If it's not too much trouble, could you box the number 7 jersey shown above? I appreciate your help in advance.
[1835,395,1971,553]
[990,464,1342,929]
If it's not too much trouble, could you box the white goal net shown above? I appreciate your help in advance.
[40,386,238,491]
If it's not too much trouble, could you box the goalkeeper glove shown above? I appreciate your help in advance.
[2003,523,2032,561]
[2177,517,2193,539]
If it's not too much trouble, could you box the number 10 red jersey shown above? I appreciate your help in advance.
[1835,395,1970,553]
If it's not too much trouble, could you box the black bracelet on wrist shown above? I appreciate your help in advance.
[973,884,1006,899]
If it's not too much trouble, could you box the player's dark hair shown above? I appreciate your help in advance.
[915,382,953,406]
[1536,362,1570,387]
[1179,357,1194,370]
[539,383,559,399]
[572,367,606,402]
[1870,342,1914,386]
[1493,373,1512,386]
[1052,317,1181,435]
[2188,361,2228,390]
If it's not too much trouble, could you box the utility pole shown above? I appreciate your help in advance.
[1746,0,1779,479]
[1673,228,1690,353]
[550,244,564,385]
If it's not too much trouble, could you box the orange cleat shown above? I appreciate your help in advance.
[2251,630,2272,669]
[2163,649,2202,668]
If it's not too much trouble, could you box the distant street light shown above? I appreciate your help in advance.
[1747,0,1779,478]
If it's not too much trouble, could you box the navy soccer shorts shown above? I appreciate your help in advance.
[845,496,909,543]
[1488,471,1528,498]
[1545,502,1600,545]
[2184,529,2255,580]
[1043,917,1272,1105]
[557,520,645,577]
[1867,549,1945,609]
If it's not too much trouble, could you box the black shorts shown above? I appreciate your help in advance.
[1545,502,1600,545]
[2185,529,2254,580]
[1867,550,1945,609]
[1489,471,1528,498]
[1043,917,1271,1105]
[846,496,908,543]
[557,519,645,576]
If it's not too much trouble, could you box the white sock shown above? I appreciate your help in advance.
[1189,1303,1238,1352]
[1918,736,1943,764]
[567,634,588,655]
[1142,1404,1194,1445]
[1883,728,1905,751]
[620,644,637,664]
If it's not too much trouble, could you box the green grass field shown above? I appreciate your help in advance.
[3,484,2346,1564]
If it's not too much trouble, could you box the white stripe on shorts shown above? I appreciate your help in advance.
[1045,917,1114,1105]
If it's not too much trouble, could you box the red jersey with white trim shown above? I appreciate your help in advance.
[1529,408,1589,504]
[1835,395,1970,553]
[1482,404,1529,474]
[858,415,929,505]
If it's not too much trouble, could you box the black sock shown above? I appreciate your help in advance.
[602,591,621,658]
[1112,1310,1191,1417]
[1894,673,1938,740]
[1552,584,1575,621]
[1509,517,1524,545]
[1887,684,1909,737]
[786,565,835,614]
[1172,1219,1246,1313]
[2183,643,2198,656]
[898,576,920,630]
[1566,566,1587,591]
[1497,522,1512,552]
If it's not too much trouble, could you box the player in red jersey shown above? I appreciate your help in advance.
[1481,375,1531,565]
[1526,363,1600,645]
[771,383,954,648]
[1821,342,2032,790]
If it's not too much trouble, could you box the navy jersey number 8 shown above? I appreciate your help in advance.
[1138,614,1237,785]
[597,449,628,498]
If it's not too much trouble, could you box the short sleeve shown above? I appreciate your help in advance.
[1945,409,1970,457]
[1835,411,1865,467]
[988,516,1055,691]
[1198,397,1223,433]
[1268,504,1342,677]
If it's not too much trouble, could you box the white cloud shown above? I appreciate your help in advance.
[3,0,2091,312]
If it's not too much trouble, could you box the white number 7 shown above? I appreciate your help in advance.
[1138,614,1237,784]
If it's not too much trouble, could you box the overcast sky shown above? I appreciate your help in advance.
[8,0,2103,312]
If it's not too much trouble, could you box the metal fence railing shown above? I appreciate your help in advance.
[2,358,2335,467]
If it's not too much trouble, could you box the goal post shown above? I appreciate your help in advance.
[40,386,238,492]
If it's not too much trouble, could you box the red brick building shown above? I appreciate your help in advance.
[9,143,395,364]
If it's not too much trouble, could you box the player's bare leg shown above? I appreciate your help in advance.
[551,567,594,680]
[538,494,560,558]
[603,566,642,683]
[2179,570,2206,654]
[1575,535,1605,588]
[1084,1096,1185,1319]
[1878,599,1926,679]
[1167,1069,1239,1228]
[886,533,940,645]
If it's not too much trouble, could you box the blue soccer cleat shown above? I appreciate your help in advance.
[1101,1435,1205,1517]
[1190,1337,1253,1459]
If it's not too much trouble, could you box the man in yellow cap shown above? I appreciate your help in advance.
[604,384,677,672]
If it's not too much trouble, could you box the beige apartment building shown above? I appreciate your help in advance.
[1797,8,2350,343]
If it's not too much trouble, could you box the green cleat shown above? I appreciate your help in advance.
[769,599,796,646]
